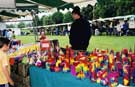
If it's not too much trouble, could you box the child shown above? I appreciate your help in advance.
[39,32,47,40]
[0,37,14,87]
[12,31,16,40]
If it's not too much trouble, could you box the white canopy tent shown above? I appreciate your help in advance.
[0,0,16,9]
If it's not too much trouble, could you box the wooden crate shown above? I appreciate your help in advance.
[18,63,29,77]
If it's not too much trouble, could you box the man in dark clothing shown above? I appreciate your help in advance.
[122,20,129,36]
[69,6,91,51]
[2,29,6,37]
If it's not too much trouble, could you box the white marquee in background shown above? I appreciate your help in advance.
[0,0,15,8]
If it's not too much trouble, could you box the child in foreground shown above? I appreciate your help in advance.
[0,37,14,87]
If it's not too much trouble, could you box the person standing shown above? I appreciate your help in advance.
[69,6,92,51]
[7,29,13,40]
[5,30,8,38]
[122,20,129,36]
[109,21,113,36]
[0,37,14,87]
[116,21,121,36]
[2,29,6,37]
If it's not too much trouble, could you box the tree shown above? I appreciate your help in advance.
[81,4,93,20]
[94,0,135,18]
[18,22,25,28]
[94,0,117,18]
[6,24,16,28]
[33,15,42,26]
[63,11,73,23]
[115,0,135,16]
[26,23,32,27]
[52,11,64,24]
[41,15,54,26]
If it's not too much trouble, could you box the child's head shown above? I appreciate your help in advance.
[13,31,15,34]
[0,37,10,52]
[41,32,45,36]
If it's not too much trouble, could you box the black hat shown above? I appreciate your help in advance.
[72,6,81,15]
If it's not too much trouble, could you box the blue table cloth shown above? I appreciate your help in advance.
[29,66,108,87]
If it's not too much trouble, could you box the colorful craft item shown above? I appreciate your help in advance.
[123,64,130,86]
[123,48,128,56]
[71,65,76,76]
[116,52,121,61]
[116,61,123,76]
[54,66,60,72]
[63,61,70,72]
[35,59,42,67]
[97,70,108,85]
[9,58,15,65]
[132,54,135,62]
[133,68,135,83]
[108,71,119,87]
[76,69,85,79]
[109,53,115,71]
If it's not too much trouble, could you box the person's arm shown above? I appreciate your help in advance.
[2,66,14,86]
[1,56,14,86]
[81,21,91,41]
[69,24,74,45]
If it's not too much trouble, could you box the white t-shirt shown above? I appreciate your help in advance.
[8,31,13,38]
[116,24,121,32]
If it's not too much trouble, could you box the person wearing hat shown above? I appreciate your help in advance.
[69,6,92,51]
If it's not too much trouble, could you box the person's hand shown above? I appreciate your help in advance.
[9,79,14,86]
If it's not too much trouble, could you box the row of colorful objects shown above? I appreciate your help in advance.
[9,44,40,58]
[9,45,135,87]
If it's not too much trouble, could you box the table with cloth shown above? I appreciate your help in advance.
[29,66,135,87]
[29,66,108,87]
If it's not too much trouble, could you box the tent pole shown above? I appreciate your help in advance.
[31,10,38,43]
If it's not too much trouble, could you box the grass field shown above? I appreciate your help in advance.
[16,35,135,51]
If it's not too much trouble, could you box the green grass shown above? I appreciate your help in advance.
[17,35,35,44]
[16,35,135,51]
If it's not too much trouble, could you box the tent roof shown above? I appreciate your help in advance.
[16,0,73,9]
[0,0,93,17]
[16,0,38,11]
[0,10,20,20]
[63,0,89,3]
[0,10,19,17]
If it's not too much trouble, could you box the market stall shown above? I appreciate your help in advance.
[3,1,134,87]
[9,41,135,87]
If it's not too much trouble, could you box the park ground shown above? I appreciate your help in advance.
[16,35,135,52]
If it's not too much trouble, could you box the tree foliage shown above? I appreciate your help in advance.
[94,0,135,18]
[52,11,64,24]
[41,15,54,25]
[18,22,25,28]
[6,24,16,28]
[81,4,93,20]
[33,15,42,26]
[63,11,73,23]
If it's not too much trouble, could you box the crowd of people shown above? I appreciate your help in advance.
[0,29,16,40]
[0,29,21,50]
[92,20,129,36]
[40,20,131,36]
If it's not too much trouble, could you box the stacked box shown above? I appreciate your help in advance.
[18,63,29,77]
[11,63,30,87]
